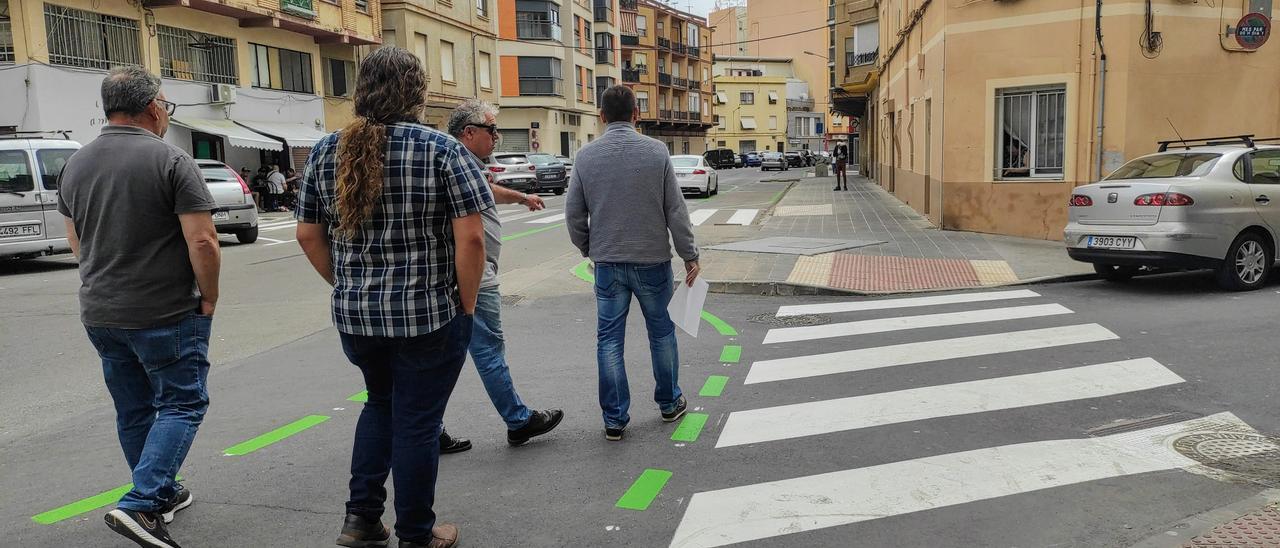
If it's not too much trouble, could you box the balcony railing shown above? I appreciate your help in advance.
[675,111,689,121]
[687,111,701,121]
[846,48,878,67]
[688,46,701,58]
[595,48,612,64]
[657,37,670,50]
[673,42,687,55]
[672,76,688,89]
[620,34,639,46]
[517,18,563,41]
[620,0,637,10]
[659,109,673,120]
[594,6,614,24]
[658,73,672,86]
[622,68,641,82]
[519,77,564,96]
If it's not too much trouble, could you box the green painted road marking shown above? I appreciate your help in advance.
[616,469,673,511]
[699,375,730,397]
[223,415,330,456]
[502,223,564,242]
[572,259,594,283]
[701,311,739,337]
[347,391,368,403]
[671,413,709,443]
[719,345,742,363]
[32,475,182,525]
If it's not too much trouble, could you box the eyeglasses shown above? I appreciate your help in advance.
[467,123,499,137]
[155,98,177,116]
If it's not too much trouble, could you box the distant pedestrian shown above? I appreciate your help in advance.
[252,167,270,210]
[833,140,850,191]
[294,47,490,548]
[438,99,564,454]
[565,85,699,441]
[59,65,220,548]
[266,164,288,211]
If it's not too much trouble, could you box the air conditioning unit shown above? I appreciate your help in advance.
[209,84,236,104]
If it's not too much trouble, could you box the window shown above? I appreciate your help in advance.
[702,68,708,85]
[0,150,33,193]
[739,140,756,153]
[688,93,699,113]
[740,91,754,105]
[997,85,1066,179]
[595,75,614,104]
[717,140,726,147]
[438,40,456,83]
[847,21,880,67]
[323,58,356,97]
[717,115,725,128]
[594,33,612,64]
[518,56,562,96]
[44,4,141,69]
[636,91,649,112]
[157,26,236,85]
[355,0,368,11]
[1111,153,1221,180]
[1249,151,1280,185]
[2,0,16,63]
[574,16,583,48]
[251,44,314,93]
[415,33,429,76]
[477,0,489,17]
[36,149,76,190]
[633,52,647,72]
[517,0,562,41]
[478,52,493,89]
[768,115,778,130]
[687,24,699,47]
[702,99,708,115]
[636,15,647,36]
[740,117,756,130]
[585,68,595,103]
[768,90,778,104]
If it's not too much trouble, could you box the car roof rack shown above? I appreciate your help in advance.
[0,129,74,140]
[1157,134,1255,152]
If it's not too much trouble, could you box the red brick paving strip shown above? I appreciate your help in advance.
[1183,504,1280,547]
[829,254,981,292]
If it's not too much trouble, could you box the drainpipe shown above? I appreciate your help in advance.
[472,33,481,99]
[1094,0,1108,182]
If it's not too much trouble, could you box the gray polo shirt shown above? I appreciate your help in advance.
[481,204,501,289]
[57,125,217,328]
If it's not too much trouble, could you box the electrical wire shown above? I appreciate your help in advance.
[496,19,847,55]
[1139,0,1163,58]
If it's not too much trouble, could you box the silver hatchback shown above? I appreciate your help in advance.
[195,160,260,244]
[1065,140,1280,290]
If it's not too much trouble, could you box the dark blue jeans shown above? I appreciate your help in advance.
[339,313,472,543]
[594,261,683,429]
[85,313,212,513]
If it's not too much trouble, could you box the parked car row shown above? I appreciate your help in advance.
[704,147,819,171]
[484,152,568,195]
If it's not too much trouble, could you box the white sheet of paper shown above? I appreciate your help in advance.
[667,276,709,338]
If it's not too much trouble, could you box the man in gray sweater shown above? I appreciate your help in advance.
[566,84,701,441]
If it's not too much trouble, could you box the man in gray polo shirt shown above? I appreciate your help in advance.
[58,66,221,548]
[442,99,564,452]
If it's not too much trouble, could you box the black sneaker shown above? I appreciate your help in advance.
[104,508,182,548]
[439,428,472,454]
[605,423,627,441]
[336,513,390,548]
[507,409,565,446]
[159,484,192,524]
[661,396,688,423]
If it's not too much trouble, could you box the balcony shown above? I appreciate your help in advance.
[620,0,637,10]
[673,42,687,55]
[622,68,641,82]
[143,0,379,45]
[845,48,878,69]
[658,73,672,86]
[593,6,614,24]
[519,77,564,96]
[657,37,670,50]
[672,76,688,89]
[659,109,673,120]
[687,111,701,122]
[595,48,612,65]
[620,34,639,46]
[688,46,701,58]
[517,18,563,41]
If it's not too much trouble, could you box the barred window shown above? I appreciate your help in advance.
[158,26,237,85]
[1,0,14,63]
[43,3,142,70]
[997,85,1066,179]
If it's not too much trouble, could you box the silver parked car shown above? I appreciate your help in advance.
[0,132,78,259]
[1065,137,1280,290]
[486,153,539,193]
[760,151,789,171]
[195,160,260,244]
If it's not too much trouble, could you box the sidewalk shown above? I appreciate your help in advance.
[699,171,1094,294]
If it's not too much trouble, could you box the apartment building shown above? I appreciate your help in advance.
[830,0,876,171]
[709,55,823,153]
[619,0,713,155]
[493,0,620,157]
[706,4,746,57]
[707,72,787,154]
[379,0,499,128]
[0,0,379,171]
[875,0,1280,239]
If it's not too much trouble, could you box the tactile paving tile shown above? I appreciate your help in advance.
[970,260,1019,286]
[1184,505,1280,547]
[786,254,836,286]
[828,254,980,292]
[775,204,835,217]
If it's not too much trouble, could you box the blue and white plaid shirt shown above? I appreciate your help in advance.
[296,123,494,338]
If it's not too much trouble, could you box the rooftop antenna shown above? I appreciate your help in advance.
[1166,117,1187,149]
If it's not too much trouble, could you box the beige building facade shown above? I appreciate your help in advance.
[620,0,713,155]
[876,0,1280,240]
[707,74,787,154]
[707,5,747,57]
[830,0,876,171]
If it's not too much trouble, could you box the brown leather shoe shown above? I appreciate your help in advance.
[397,523,458,548]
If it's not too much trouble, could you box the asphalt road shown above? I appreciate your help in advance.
[3,165,1279,548]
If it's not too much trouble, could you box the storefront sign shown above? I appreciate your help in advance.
[1236,12,1271,50]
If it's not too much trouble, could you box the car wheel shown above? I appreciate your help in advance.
[1093,263,1137,282]
[237,226,259,244]
[1216,231,1272,291]
[554,188,565,195]
[712,178,719,196]
[700,182,710,198]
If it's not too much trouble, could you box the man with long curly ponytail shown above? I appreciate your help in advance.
[294,47,492,548]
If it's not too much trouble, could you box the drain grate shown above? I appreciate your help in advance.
[747,313,830,327]
[1173,432,1280,483]
[500,294,525,307]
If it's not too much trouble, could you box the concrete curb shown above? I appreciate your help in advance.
[1128,489,1280,548]
[706,272,1098,297]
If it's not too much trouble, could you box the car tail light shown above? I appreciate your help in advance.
[1134,192,1194,206]
[232,170,251,195]
[692,169,707,175]
[1069,195,1092,207]
[489,166,506,173]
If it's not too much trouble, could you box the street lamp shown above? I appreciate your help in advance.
[802,50,827,60]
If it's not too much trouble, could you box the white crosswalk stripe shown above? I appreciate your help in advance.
[688,209,718,226]
[527,212,566,224]
[761,303,1074,344]
[775,289,1041,317]
[724,209,758,225]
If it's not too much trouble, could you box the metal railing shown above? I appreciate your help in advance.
[672,76,688,89]
[657,37,670,50]
[517,18,563,41]
[658,73,672,86]
[659,109,673,120]
[688,46,701,58]
[519,77,564,96]
[687,111,701,121]
[44,4,142,70]
[673,42,687,55]
[846,48,878,67]
[622,68,641,82]
[593,6,614,24]
[158,26,238,85]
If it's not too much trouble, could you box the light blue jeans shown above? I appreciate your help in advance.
[468,286,533,429]
[594,261,683,429]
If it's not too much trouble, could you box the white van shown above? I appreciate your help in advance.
[0,132,80,260]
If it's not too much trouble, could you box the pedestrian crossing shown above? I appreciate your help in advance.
[668,288,1272,548]
[688,208,761,226]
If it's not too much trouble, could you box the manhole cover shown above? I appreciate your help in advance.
[500,294,525,307]
[747,313,830,327]
[1173,432,1280,481]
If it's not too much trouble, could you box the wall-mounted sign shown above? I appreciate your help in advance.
[1236,12,1271,50]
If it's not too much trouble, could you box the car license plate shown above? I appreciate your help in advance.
[212,211,230,221]
[1087,236,1136,249]
[539,173,556,180]
[0,223,40,238]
